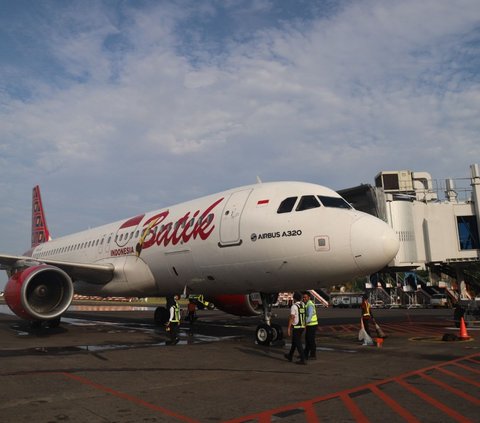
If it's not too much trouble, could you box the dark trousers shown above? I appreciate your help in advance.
[362,317,372,337]
[187,311,196,325]
[288,328,306,362]
[304,324,317,358]
[168,322,179,344]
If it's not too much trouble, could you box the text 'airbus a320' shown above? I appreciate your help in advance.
[0,181,399,344]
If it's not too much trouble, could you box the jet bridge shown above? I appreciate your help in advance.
[339,164,480,305]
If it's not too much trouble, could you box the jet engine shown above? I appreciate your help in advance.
[4,265,74,321]
[209,293,262,316]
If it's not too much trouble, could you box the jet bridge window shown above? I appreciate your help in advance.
[277,197,298,214]
[457,216,480,250]
[318,196,352,209]
[296,195,320,211]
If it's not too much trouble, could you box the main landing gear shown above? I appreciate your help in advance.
[30,316,62,330]
[255,293,283,346]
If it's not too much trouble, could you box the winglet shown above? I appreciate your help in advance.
[31,185,51,247]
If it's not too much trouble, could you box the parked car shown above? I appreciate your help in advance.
[430,294,448,308]
[371,300,385,308]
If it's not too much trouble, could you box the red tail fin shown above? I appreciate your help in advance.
[31,185,51,248]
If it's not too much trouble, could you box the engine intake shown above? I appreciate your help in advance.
[5,265,74,321]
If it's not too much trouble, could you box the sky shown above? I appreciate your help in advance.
[1,0,480,285]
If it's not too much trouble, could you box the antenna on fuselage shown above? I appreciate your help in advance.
[256,176,262,184]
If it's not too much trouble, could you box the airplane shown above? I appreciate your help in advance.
[0,182,399,344]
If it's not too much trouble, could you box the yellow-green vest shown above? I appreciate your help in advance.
[306,299,318,326]
[294,302,306,328]
[171,302,181,323]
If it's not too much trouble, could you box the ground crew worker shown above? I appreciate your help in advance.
[187,299,196,326]
[284,291,307,365]
[361,295,373,338]
[166,295,181,345]
[303,292,318,360]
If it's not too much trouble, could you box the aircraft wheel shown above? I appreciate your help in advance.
[207,303,215,310]
[271,323,283,342]
[256,323,273,345]
[154,307,169,326]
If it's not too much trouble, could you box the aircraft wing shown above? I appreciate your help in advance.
[0,254,114,284]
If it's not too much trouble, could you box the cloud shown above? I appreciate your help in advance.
[0,0,480,268]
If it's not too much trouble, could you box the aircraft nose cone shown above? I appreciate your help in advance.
[351,216,399,273]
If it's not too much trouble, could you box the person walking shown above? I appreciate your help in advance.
[284,291,307,365]
[303,292,318,360]
[361,295,374,341]
[187,299,197,326]
[166,295,181,345]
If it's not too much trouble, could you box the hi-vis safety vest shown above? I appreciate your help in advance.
[171,302,181,323]
[361,301,371,318]
[294,302,306,328]
[306,300,318,326]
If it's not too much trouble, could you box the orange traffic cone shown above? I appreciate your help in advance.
[458,317,471,341]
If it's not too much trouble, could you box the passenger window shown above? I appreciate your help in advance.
[318,196,352,209]
[296,195,320,211]
[277,197,298,214]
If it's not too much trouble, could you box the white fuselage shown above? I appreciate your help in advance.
[29,182,399,297]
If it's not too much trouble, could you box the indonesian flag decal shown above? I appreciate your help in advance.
[257,199,270,207]
[119,214,145,229]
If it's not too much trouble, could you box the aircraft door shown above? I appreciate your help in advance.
[105,232,114,255]
[98,234,106,254]
[219,189,252,246]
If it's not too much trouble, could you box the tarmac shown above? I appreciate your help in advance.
[1,301,479,422]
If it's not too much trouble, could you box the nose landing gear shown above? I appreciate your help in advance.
[255,293,284,346]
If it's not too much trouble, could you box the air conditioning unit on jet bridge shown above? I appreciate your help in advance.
[375,170,414,193]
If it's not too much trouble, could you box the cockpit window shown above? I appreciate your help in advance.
[318,195,352,209]
[296,195,320,211]
[277,197,298,214]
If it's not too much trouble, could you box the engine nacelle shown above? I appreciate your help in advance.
[209,294,262,316]
[4,265,74,321]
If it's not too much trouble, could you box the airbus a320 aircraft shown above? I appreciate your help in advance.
[0,182,399,344]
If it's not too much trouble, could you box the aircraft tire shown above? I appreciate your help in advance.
[256,323,273,345]
[154,307,169,326]
[271,323,283,341]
